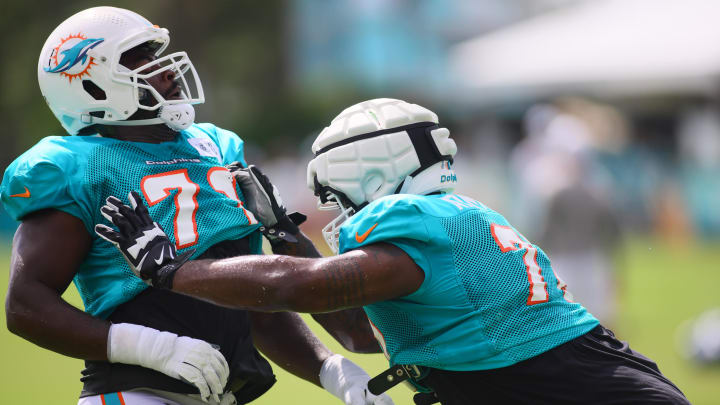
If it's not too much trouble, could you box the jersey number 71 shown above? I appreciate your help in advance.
[491,224,571,305]
[140,167,256,249]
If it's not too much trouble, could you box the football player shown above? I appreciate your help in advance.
[2,7,391,405]
[99,99,690,404]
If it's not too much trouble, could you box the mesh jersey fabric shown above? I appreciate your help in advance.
[338,193,599,371]
[0,123,262,318]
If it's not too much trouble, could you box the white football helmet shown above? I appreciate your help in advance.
[307,98,458,253]
[38,6,204,135]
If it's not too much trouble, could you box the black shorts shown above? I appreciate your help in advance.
[417,325,689,405]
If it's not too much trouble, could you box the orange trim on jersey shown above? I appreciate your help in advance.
[206,166,256,225]
[490,223,517,253]
[118,392,126,405]
[176,170,199,250]
[355,223,378,243]
[491,223,549,305]
[207,167,240,205]
[549,264,573,303]
[524,247,549,305]
[100,394,106,405]
[140,169,200,249]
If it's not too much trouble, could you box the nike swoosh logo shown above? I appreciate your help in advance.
[355,223,378,243]
[10,187,30,198]
[154,248,165,265]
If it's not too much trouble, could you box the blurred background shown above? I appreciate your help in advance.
[2,0,720,403]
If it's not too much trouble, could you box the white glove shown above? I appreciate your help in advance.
[108,323,230,403]
[319,354,395,405]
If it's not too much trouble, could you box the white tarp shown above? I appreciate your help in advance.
[450,0,720,105]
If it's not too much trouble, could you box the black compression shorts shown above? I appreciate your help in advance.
[417,325,689,405]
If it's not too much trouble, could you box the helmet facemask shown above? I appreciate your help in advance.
[96,38,204,131]
[119,47,203,109]
[316,189,356,254]
[312,175,362,254]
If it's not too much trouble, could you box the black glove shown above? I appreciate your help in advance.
[94,191,194,289]
[227,163,306,244]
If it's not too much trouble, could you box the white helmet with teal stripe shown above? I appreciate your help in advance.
[38,6,204,135]
[307,98,458,253]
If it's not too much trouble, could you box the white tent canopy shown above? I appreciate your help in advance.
[450,0,720,106]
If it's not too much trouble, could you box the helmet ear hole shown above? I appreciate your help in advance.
[82,80,106,100]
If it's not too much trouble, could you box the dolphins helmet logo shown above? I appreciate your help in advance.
[44,33,104,83]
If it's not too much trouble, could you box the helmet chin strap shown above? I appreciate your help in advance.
[157,103,195,131]
[79,103,196,132]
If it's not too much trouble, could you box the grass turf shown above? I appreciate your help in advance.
[0,237,718,404]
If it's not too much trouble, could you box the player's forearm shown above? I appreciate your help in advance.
[5,281,109,360]
[250,311,330,387]
[173,253,369,313]
[173,246,415,313]
[173,255,331,312]
[311,309,382,354]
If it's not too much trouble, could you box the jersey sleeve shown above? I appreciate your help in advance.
[338,196,432,252]
[338,196,433,293]
[0,154,83,221]
[195,123,248,166]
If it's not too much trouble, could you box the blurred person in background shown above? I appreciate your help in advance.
[1,6,391,405]
[97,98,689,405]
[515,99,624,326]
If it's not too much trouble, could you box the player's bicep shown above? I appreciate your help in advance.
[11,209,91,294]
[310,243,424,309]
[6,209,110,361]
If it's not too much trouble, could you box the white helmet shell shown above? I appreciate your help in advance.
[307,98,458,253]
[38,6,204,135]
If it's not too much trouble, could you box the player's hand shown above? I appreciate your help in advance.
[170,336,229,403]
[320,354,395,405]
[108,323,230,403]
[94,190,194,289]
[227,163,306,243]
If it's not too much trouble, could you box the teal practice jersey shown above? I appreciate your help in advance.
[339,193,599,371]
[1,124,262,319]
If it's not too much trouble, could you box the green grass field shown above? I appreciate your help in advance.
[1,237,719,404]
